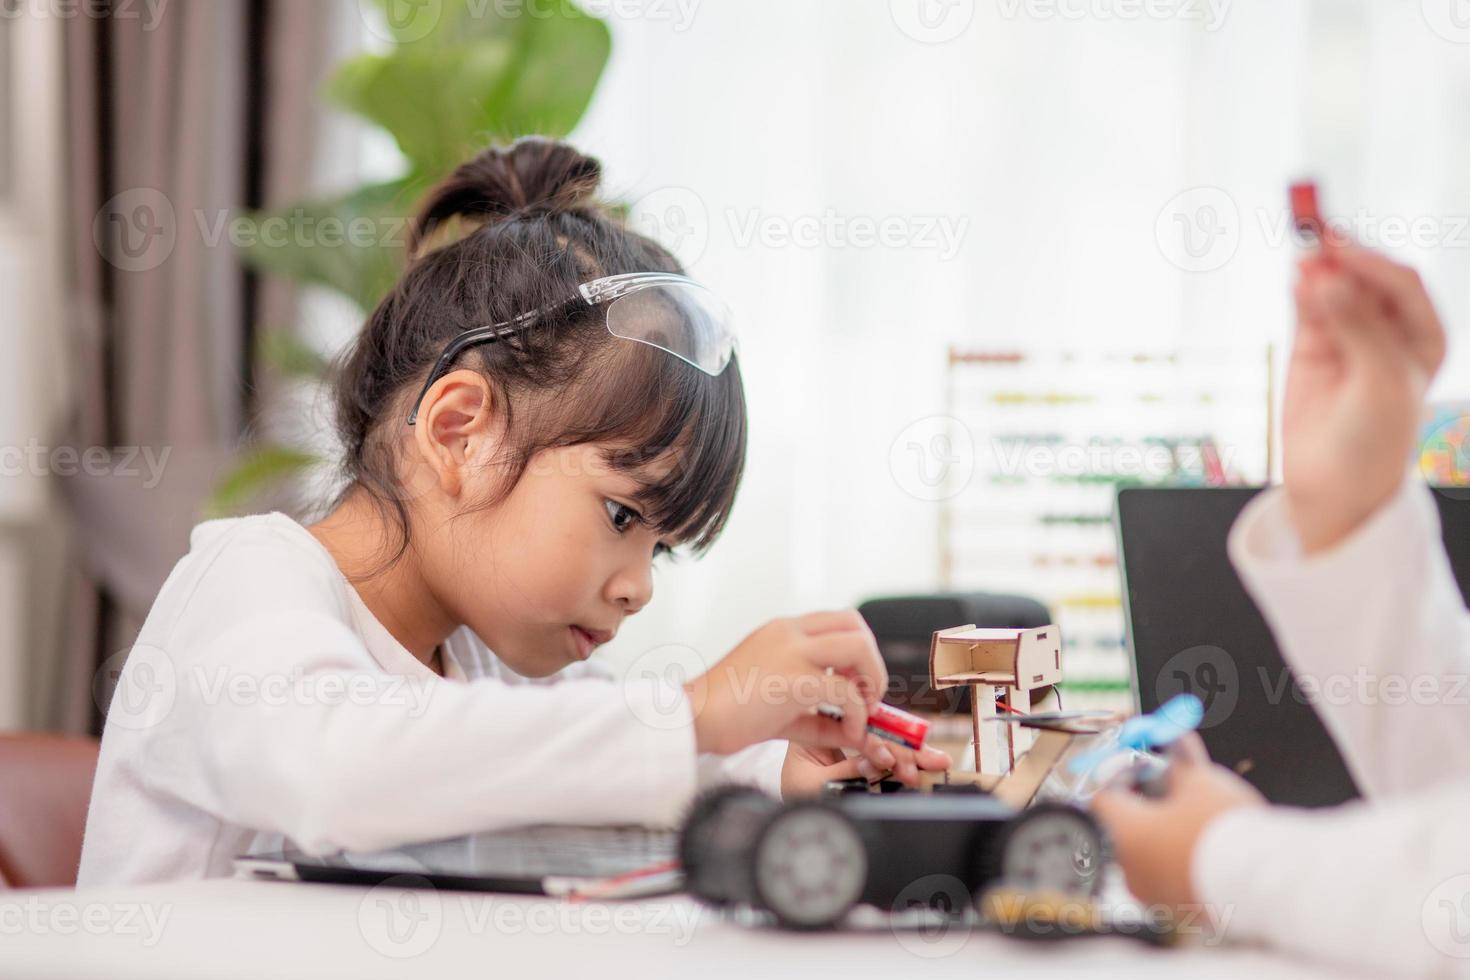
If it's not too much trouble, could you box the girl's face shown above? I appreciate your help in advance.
[420,436,677,678]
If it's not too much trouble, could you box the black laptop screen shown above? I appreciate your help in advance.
[1116,485,1470,808]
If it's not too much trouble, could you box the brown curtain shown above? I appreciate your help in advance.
[50,0,334,733]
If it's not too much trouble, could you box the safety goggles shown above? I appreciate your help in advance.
[407,272,737,425]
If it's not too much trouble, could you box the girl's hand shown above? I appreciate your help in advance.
[780,739,954,797]
[1283,240,1445,554]
[684,610,889,756]
[1091,735,1265,908]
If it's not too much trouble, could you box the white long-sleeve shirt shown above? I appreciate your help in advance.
[77,514,786,887]
[1192,477,1470,976]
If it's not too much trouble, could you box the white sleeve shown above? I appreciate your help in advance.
[1194,781,1470,977]
[697,740,788,800]
[142,592,700,855]
[1227,477,1470,799]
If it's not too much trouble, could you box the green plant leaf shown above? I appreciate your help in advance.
[208,446,322,519]
[327,3,611,179]
[259,331,331,380]
[233,179,415,311]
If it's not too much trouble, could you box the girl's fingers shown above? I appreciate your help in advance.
[1323,241,1446,372]
[1315,269,1394,364]
[820,756,868,782]
[1169,732,1210,767]
[857,733,898,771]
[803,631,888,703]
[780,712,856,749]
[793,609,871,636]
[817,673,870,745]
[916,744,953,770]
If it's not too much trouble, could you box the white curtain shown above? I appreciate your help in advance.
[567,0,1470,674]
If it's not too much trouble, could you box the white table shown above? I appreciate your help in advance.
[1,877,1346,979]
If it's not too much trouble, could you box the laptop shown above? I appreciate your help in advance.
[1115,485,1470,808]
[236,824,679,897]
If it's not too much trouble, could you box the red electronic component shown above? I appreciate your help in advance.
[1290,181,1323,239]
[866,702,930,750]
[815,701,931,750]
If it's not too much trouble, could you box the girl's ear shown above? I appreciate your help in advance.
[411,369,497,498]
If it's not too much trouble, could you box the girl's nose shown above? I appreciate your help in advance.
[608,560,654,615]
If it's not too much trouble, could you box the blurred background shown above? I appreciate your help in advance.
[4,0,1470,734]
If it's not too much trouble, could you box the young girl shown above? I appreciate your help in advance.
[78,138,950,886]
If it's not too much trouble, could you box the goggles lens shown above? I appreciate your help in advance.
[603,281,736,376]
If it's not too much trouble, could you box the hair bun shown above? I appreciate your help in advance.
[410,137,603,254]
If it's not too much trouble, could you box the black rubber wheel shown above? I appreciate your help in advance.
[678,785,781,907]
[985,803,1105,898]
[750,802,868,930]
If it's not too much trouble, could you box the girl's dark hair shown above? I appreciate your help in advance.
[331,137,746,562]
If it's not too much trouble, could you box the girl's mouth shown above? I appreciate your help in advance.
[569,625,610,660]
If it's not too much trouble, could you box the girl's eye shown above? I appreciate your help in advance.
[604,499,641,533]
[605,500,677,561]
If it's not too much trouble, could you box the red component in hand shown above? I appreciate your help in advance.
[1290,181,1323,237]
[867,702,930,751]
